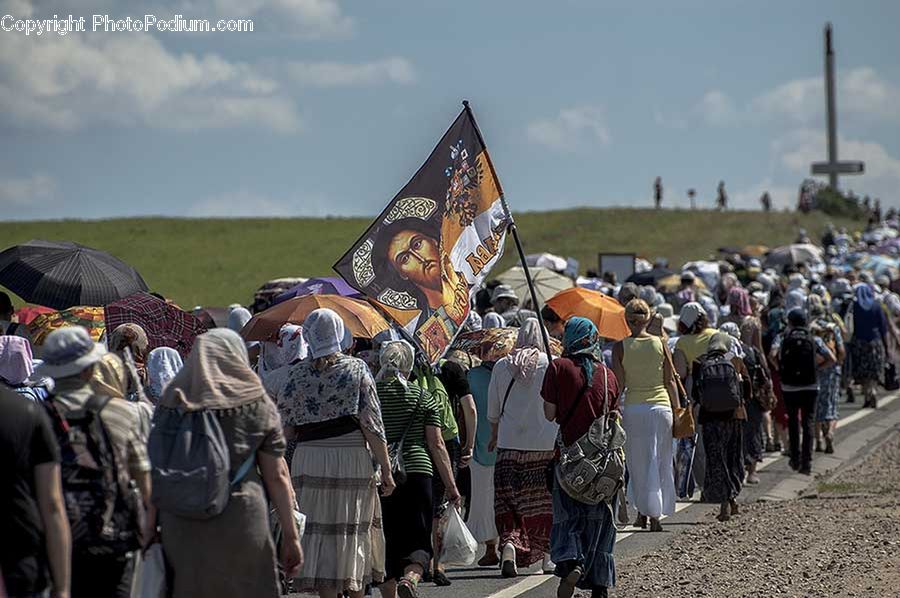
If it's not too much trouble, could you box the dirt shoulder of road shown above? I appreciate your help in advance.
[612,428,900,598]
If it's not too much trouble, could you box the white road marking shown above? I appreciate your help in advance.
[487,391,899,598]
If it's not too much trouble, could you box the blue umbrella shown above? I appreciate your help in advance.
[273,277,361,305]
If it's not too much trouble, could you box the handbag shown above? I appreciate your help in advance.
[663,344,696,439]
[386,386,424,486]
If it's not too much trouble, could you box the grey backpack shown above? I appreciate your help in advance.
[555,369,627,506]
[148,407,254,520]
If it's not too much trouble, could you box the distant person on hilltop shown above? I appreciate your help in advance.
[687,189,697,210]
[760,192,772,213]
[716,181,728,211]
[654,177,663,209]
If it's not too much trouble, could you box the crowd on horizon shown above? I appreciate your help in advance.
[3,217,900,598]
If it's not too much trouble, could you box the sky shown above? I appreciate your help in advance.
[2,0,900,220]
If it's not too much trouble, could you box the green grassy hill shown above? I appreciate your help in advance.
[1,208,856,309]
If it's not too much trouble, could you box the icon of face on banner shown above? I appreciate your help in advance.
[335,109,509,363]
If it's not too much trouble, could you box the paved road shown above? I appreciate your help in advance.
[292,391,900,598]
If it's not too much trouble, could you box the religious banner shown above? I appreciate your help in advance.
[334,106,508,363]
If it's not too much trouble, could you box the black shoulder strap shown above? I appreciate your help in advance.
[398,385,425,445]
[499,377,516,420]
[4,322,19,335]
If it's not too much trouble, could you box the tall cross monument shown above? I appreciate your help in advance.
[810,23,864,189]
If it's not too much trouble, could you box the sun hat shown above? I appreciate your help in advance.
[679,302,706,328]
[34,326,107,379]
[491,284,518,304]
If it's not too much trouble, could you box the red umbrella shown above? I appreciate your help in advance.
[105,293,208,357]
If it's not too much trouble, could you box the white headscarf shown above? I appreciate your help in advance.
[303,308,345,359]
[377,340,415,388]
[146,347,183,401]
[258,324,308,397]
[509,318,543,381]
[227,306,252,333]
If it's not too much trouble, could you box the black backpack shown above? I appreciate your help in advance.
[696,353,742,413]
[45,395,142,556]
[779,328,817,387]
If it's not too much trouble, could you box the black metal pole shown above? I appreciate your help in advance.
[462,100,554,359]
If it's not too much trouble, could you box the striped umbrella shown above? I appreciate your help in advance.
[28,306,106,345]
[0,240,148,310]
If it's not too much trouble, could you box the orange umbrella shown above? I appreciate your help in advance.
[546,288,629,341]
[240,294,390,342]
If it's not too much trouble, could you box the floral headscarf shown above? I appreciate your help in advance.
[562,316,602,386]
[146,347,184,401]
[727,287,753,317]
[509,318,543,381]
[108,323,149,383]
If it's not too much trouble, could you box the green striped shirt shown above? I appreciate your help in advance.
[377,379,442,477]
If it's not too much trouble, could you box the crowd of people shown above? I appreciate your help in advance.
[3,220,900,598]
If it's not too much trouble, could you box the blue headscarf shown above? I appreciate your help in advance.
[563,317,603,387]
[854,283,876,311]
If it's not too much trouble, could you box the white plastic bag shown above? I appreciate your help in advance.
[438,505,478,566]
[139,544,166,598]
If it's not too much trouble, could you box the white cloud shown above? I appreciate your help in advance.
[697,90,739,126]
[0,173,57,208]
[653,108,687,130]
[526,106,611,152]
[773,129,900,202]
[752,67,900,125]
[0,30,302,133]
[189,189,333,217]
[287,57,415,87]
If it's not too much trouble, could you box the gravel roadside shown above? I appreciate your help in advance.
[612,429,900,598]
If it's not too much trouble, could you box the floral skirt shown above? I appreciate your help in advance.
[701,419,744,503]
[851,339,884,385]
[816,366,842,422]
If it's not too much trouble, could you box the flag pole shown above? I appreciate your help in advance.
[462,100,554,360]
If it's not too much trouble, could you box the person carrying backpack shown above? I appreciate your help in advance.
[769,309,836,475]
[691,332,751,522]
[34,327,151,598]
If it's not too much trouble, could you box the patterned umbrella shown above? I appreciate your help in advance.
[0,240,148,310]
[105,293,208,357]
[449,327,562,363]
[240,294,390,342]
[14,305,54,326]
[28,306,106,345]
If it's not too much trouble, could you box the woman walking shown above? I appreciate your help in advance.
[848,284,888,408]
[153,329,303,597]
[376,340,460,598]
[692,333,749,521]
[611,300,677,532]
[809,295,844,452]
[487,319,558,576]
[146,347,183,403]
[465,354,500,567]
[278,309,392,598]
[0,336,49,402]
[542,317,620,598]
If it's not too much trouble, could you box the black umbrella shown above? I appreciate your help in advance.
[626,267,675,286]
[0,240,149,310]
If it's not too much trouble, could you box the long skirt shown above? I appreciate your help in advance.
[851,338,884,385]
[550,476,616,590]
[701,419,744,503]
[494,449,554,567]
[466,460,498,543]
[622,404,675,519]
[743,398,765,465]
[816,365,842,422]
[674,437,696,499]
[380,473,434,581]
[291,431,385,593]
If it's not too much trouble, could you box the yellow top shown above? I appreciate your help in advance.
[675,328,717,366]
[622,336,670,407]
